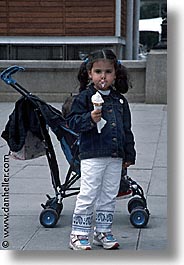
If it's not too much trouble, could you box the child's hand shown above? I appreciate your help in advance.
[91,109,102,123]
[123,161,132,168]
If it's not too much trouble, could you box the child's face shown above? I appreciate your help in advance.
[88,60,116,90]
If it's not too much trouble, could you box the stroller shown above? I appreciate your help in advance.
[1,66,150,229]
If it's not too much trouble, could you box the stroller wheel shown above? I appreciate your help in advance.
[40,208,59,228]
[127,197,146,214]
[130,207,149,228]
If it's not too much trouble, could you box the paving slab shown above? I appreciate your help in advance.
[148,167,167,196]
[0,102,167,251]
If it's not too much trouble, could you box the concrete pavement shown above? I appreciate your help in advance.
[0,102,167,251]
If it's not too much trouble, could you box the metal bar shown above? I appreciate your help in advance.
[115,0,121,37]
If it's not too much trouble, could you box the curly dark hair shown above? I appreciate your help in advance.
[77,48,131,94]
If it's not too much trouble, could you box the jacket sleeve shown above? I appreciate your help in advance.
[122,97,136,164]
[67,94,96,133]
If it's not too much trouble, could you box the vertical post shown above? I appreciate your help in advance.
[115,0,121,37]
[125,0,134,59]
[133,0,140,60]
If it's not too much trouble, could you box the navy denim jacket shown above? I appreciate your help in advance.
[67,85,136,163]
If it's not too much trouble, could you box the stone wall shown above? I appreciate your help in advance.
[0,50,167,103]
[145,50,167,104]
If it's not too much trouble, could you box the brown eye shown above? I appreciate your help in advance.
[94,69,102,74]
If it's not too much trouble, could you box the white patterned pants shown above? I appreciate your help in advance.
[71,157,122,235]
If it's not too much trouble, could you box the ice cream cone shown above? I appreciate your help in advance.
[91,92,107,133]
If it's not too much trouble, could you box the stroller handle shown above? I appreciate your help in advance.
[0,65,25,85]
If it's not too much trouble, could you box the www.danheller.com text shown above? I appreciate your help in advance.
[1,154,10,249]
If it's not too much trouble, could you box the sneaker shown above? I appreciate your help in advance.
[69,234,91,250]
[93,232,119,249]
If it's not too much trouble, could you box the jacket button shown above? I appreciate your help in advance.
[112,137,117,142]
[111,122,116,127]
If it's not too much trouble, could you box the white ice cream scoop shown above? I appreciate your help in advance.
[91,92,107,133]
[91,91,104,108]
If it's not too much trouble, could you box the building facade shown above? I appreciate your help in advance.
[0,0,140,60]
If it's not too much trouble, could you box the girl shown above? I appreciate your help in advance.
[67,49,136,250]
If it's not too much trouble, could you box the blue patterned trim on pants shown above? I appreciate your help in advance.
[72,212,93,234]
[95,210,114,232]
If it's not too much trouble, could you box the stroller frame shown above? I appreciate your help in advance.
[1,66,150,229]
